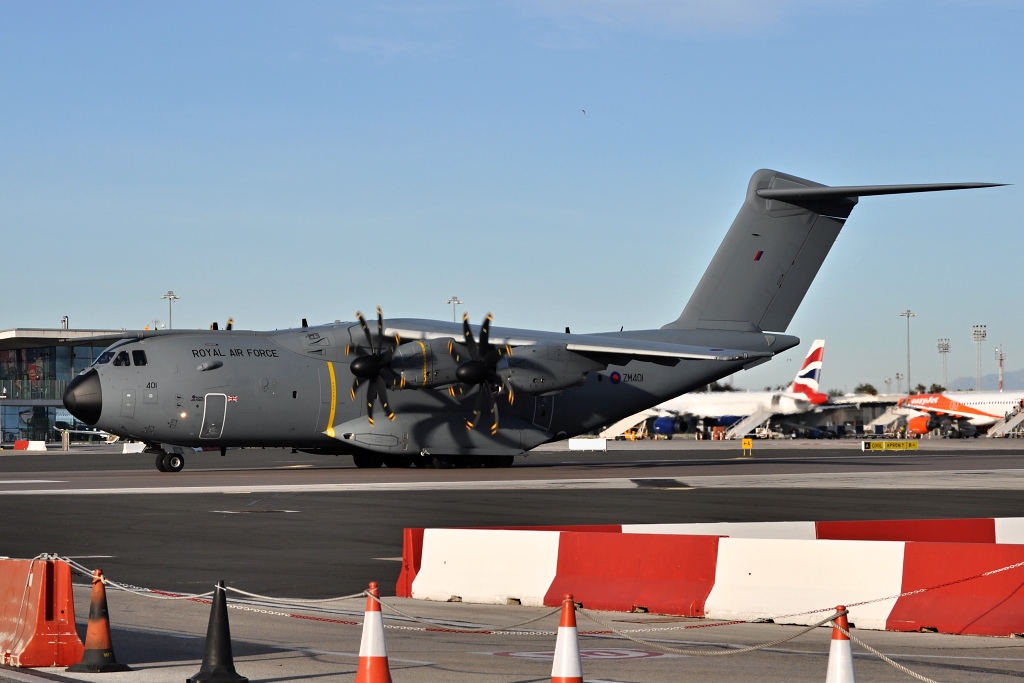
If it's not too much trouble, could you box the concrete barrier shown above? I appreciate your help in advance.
[399,519,1024,636]
[0,558,84,666]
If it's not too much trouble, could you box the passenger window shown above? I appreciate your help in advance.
[95,351,115,365]
[132,350,148,366]
[113,351,131,367]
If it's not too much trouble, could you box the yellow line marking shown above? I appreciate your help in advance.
[417,340,428,387]
[326,361,337,438]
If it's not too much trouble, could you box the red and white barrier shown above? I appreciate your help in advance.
[411,529,560,605]
[0,558,84,667]
[398,518,1024,636]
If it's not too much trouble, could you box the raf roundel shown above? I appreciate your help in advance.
[610,372,622,385]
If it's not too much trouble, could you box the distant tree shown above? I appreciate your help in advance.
[708,381,737,392]
[912,383,927,395]
[827,388,845,398]
[927,383,946,393]
[853,383,878,395]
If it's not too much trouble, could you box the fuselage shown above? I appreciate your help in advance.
[63,320,790,459]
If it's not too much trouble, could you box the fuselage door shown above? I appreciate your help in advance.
[200,393,228,439]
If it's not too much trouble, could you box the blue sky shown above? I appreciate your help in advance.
[2,1,1021,392]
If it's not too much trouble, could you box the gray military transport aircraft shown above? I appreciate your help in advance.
[63,169,1000,472]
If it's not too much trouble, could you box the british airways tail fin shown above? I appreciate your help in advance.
[789,339,825,403]
[663,170,1002,334]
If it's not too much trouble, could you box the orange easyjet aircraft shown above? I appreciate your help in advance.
[898,391,1024,435]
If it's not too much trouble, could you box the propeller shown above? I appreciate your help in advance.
[347,307,400,425]
[209,317,234,331]
[451,312,514,435]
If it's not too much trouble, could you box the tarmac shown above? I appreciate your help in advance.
[2,439,1024,681]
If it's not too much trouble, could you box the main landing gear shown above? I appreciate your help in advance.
[149,448,185,473]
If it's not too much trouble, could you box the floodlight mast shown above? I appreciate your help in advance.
[973,325,987,390]
[937,338,950,389]
[161,290,180,330]
[900,310,916,395]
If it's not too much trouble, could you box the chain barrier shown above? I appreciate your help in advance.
[371,592,564,635]
[832,620,939,683]
[580,607,839,656]
[226,585,366,604]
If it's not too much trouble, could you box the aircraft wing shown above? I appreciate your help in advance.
[563,338,770,363]
[388,320,771,365]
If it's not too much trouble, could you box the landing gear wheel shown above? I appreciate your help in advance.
[163,452,185,473]
[496,455,515,468]
[353,453,384,468]
[383,455,413,468]
[155,452,168,472]
[413,454,431,468]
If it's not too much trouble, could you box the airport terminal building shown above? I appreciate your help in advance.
[0,329,126,443]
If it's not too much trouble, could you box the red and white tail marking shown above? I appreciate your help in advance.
[789,339,828,405]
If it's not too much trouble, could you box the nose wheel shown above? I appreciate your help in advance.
[154,451,185,473]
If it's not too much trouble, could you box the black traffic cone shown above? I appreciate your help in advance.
[187,581,248,683]
[67,569,131,672]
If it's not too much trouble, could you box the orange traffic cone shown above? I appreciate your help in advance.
[551,594,583,683]
[66,569,131,672]
[355,581,393,683]
[825,605,856,683]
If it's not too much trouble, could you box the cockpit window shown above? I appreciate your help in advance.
[95,351,115,365]
[113,351,131,367]
[132,350,148,366]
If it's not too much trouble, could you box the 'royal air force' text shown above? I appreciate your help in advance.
[191,348,279,358]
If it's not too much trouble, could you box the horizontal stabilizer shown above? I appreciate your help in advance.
[758,182,1004,201]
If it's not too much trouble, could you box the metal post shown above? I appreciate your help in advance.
[161,290,180,330]
[445,296,463,324]
[973,325,987,391]
[900,310,916,395]
[937,338,950,389]
[995,346,1005,392]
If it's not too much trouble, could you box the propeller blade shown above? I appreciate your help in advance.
[466,387,485,431]
[350,377,362,401]
[356,311,374,351]
[480,313,493,350]
[376,306,384,356]
[485,390,498,435]
[462,312,479,360]
[366,380,377,425]
[376,378,395,421]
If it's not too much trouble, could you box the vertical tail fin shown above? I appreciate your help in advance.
[789,339,825,402]
[664,170,1001,333]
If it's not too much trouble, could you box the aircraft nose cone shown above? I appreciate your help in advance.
[63,369,103,425]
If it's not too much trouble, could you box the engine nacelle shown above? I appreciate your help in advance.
[498,343,605,396]
[906,415,936,435]
[390,338,461,389]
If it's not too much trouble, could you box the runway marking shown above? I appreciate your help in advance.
[65,555,115,559]
[6,469,1024,495]
[373,557,404,562]
[0,480,63,484]
[210,509,299,514]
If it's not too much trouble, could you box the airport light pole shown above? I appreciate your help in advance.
[161,290,180,330]
[445,295,463,323]
[937,338,950,389]
[884,377,892,394]
[973,325,987,390]
[895,372,903,394]
[995,345,1005,392]
[900,310,916,395]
